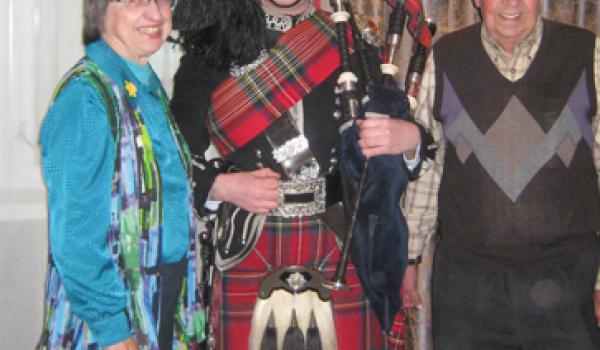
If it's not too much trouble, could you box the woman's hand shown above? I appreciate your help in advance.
[356,113,420,159]
[211,168,281,213]
[105,337,139,350]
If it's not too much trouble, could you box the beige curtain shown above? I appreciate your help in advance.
[349,0,600,37]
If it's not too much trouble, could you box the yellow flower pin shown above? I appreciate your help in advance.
[125,80,137,98]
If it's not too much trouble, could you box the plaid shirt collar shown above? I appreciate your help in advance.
[481,17,543,81]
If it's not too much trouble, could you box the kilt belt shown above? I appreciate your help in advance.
[271,177,326,217]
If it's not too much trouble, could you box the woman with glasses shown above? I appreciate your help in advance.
[37,0,203,349]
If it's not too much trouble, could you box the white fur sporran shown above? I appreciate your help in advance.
[248,266,338,350]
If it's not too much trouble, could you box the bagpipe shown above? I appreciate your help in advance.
[325,0,434,339]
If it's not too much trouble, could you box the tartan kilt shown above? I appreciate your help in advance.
[210,214,405,349]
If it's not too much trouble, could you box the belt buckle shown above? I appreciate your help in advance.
[271,177,326,217]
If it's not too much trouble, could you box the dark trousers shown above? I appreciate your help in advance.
[432,249,600,350]
[158,257,187,350]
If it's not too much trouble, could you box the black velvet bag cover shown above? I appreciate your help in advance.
[339,83,410,333]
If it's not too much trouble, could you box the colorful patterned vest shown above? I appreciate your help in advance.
[38,59,204,349]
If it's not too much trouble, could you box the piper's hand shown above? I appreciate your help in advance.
[211,169,280,214]
[595,289,600,327]
[105,337,140,350]
[356,112,420,158]
[401,265,422,309]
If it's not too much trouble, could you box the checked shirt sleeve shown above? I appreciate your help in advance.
[403,54,444,263]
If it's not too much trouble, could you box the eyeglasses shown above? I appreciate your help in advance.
[109,0,178,10]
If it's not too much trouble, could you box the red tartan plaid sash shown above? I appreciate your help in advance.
[207,10,340,156]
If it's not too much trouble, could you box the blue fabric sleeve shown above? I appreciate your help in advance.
[39,78,132,347]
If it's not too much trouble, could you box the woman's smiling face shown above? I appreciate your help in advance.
[102,0,172,64]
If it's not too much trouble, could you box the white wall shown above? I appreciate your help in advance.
[0,1,181,348]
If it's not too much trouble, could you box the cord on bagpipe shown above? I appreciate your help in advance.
[325,0,435,346]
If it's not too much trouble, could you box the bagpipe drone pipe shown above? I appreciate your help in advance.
[327,0,433,335]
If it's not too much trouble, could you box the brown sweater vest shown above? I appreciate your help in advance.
[433,20,600,270]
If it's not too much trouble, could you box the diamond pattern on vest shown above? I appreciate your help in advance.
[453,134,472,164]
[486,96,545,171]
[556,133,577,167]
[443,85,586,203]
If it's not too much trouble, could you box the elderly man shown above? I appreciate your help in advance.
[401,0,600,348]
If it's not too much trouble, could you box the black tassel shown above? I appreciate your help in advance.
[305,310,322,350]
[260,311,277,350]
[282,309,305,350]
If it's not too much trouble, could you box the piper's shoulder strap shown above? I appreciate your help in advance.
[208,10,340,157]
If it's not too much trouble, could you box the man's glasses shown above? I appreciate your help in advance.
[109,0,178,10]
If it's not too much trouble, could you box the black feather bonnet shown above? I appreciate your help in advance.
[172,0,267,72]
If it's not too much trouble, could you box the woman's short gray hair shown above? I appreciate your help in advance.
[83,0,110,45]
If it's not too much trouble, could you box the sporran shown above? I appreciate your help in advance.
[249,266,338,350]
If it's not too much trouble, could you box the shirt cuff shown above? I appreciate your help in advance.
[204,191,221,211]
[408,235,427,264]
[88,310,132,347]
[403,142,422,171]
